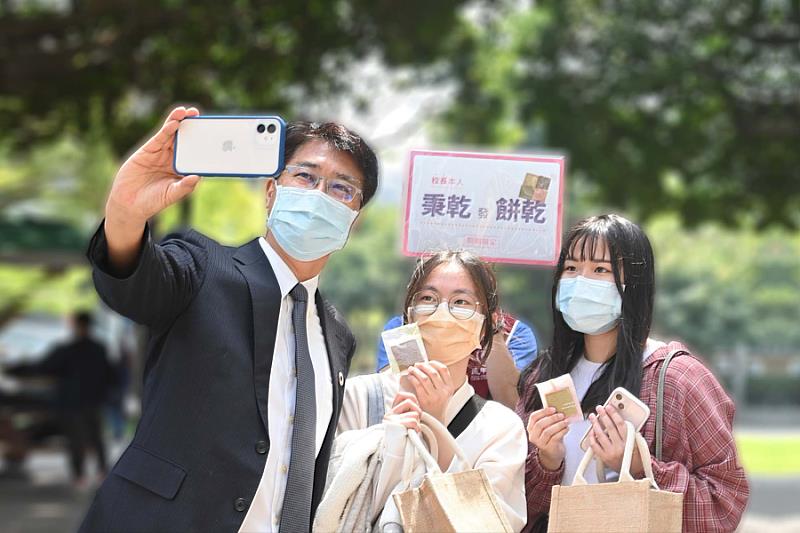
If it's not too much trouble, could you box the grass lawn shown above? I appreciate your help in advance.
[735,434,800,476]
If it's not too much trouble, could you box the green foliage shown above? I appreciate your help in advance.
[745,376,800,406]
[180,179,266,243]
[650,215,800,354]
[0,0,470,156]
[0,0,474,326]
[0,0,796,377]
[439,0,799,228]
[321,204,415,371]
[0,264,96,320]
[735,434,800,475]
[0,120,116,321]
[0,113,116,225]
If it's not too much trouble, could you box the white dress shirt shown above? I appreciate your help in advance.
[238,238,333,532]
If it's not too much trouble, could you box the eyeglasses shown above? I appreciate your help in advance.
[280,165,363,205]
[409,290,481,320]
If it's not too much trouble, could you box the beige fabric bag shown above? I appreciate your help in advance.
[392,412,513,533]
[548,420,683,533]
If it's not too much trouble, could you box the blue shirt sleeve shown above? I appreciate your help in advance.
[506,320,538,370]
[376,315,404,372]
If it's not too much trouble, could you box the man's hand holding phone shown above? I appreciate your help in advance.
[104,106,201,274]
[527,407,570,471]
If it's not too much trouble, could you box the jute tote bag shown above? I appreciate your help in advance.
[548,420,683,533]
[392,412,513,533]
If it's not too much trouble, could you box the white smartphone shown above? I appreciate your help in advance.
[579,387,650,451]
[173,115,286,178]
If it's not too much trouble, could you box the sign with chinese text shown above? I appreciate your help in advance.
[403,150,565,265]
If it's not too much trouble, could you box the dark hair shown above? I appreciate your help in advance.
[402,251,499,356]
[284,121,379,206]
[73,311,92,329]
[520,214,655,413]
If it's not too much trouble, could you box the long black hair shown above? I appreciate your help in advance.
[520,214,655,413]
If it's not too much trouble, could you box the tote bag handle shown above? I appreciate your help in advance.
[572,420,659,489]
[406,412,474,474]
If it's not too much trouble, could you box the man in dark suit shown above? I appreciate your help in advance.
[79,107,379,532]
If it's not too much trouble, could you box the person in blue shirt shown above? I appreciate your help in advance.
[376,311,538,408]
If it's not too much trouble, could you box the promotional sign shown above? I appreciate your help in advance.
[403,150,566,265]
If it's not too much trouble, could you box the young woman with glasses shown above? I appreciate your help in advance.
[335,251,528,531]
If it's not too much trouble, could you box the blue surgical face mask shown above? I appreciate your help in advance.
[556,276,623,335]
[267,185,358,262]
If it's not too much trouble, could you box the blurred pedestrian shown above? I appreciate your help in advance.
[10,311,115,488]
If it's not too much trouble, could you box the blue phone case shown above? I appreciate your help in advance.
[173,115,287,178]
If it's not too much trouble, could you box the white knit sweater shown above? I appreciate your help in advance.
[337,371,528,532]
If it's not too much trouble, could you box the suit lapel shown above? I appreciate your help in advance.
[312,291,352,511]
[315,293,349,420]
[233,239,282,437]
[233,239,351,502]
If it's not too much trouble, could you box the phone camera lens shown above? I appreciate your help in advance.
[257,124,266,133]
[615,394,622,400]
[618,403,625,410]
[267,124,277,134]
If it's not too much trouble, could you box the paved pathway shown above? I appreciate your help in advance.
[0,438,798,532]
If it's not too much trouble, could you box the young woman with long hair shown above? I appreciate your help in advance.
[517,214,749,532]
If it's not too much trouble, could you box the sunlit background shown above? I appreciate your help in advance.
[1,1,798,531]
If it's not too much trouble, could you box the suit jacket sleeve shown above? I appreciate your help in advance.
[86,220,209,329]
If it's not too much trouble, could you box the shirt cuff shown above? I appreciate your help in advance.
[529,446,564,483]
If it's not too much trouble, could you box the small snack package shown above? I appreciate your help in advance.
[381,323,429,373]
[537,374,583,422]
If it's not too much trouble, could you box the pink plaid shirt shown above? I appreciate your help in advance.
[516,341,749,532]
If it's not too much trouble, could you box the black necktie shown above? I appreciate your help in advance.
[279,283,316,532]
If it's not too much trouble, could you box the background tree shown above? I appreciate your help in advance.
[438,0,799,228]
[0,0,472,325]
[0,0,470,155]
[1,1,797,401]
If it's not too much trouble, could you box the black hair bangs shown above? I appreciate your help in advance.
[563,217,626,289]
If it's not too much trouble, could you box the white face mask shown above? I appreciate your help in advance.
[556,276,623,335]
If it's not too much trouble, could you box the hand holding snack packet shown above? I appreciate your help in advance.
[536,373,583,423]
[381,323,429,373]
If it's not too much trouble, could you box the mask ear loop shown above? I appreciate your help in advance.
[475,314,490,365]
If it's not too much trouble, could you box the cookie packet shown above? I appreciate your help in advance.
[537,373,583,423]
[381,323,429,373]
